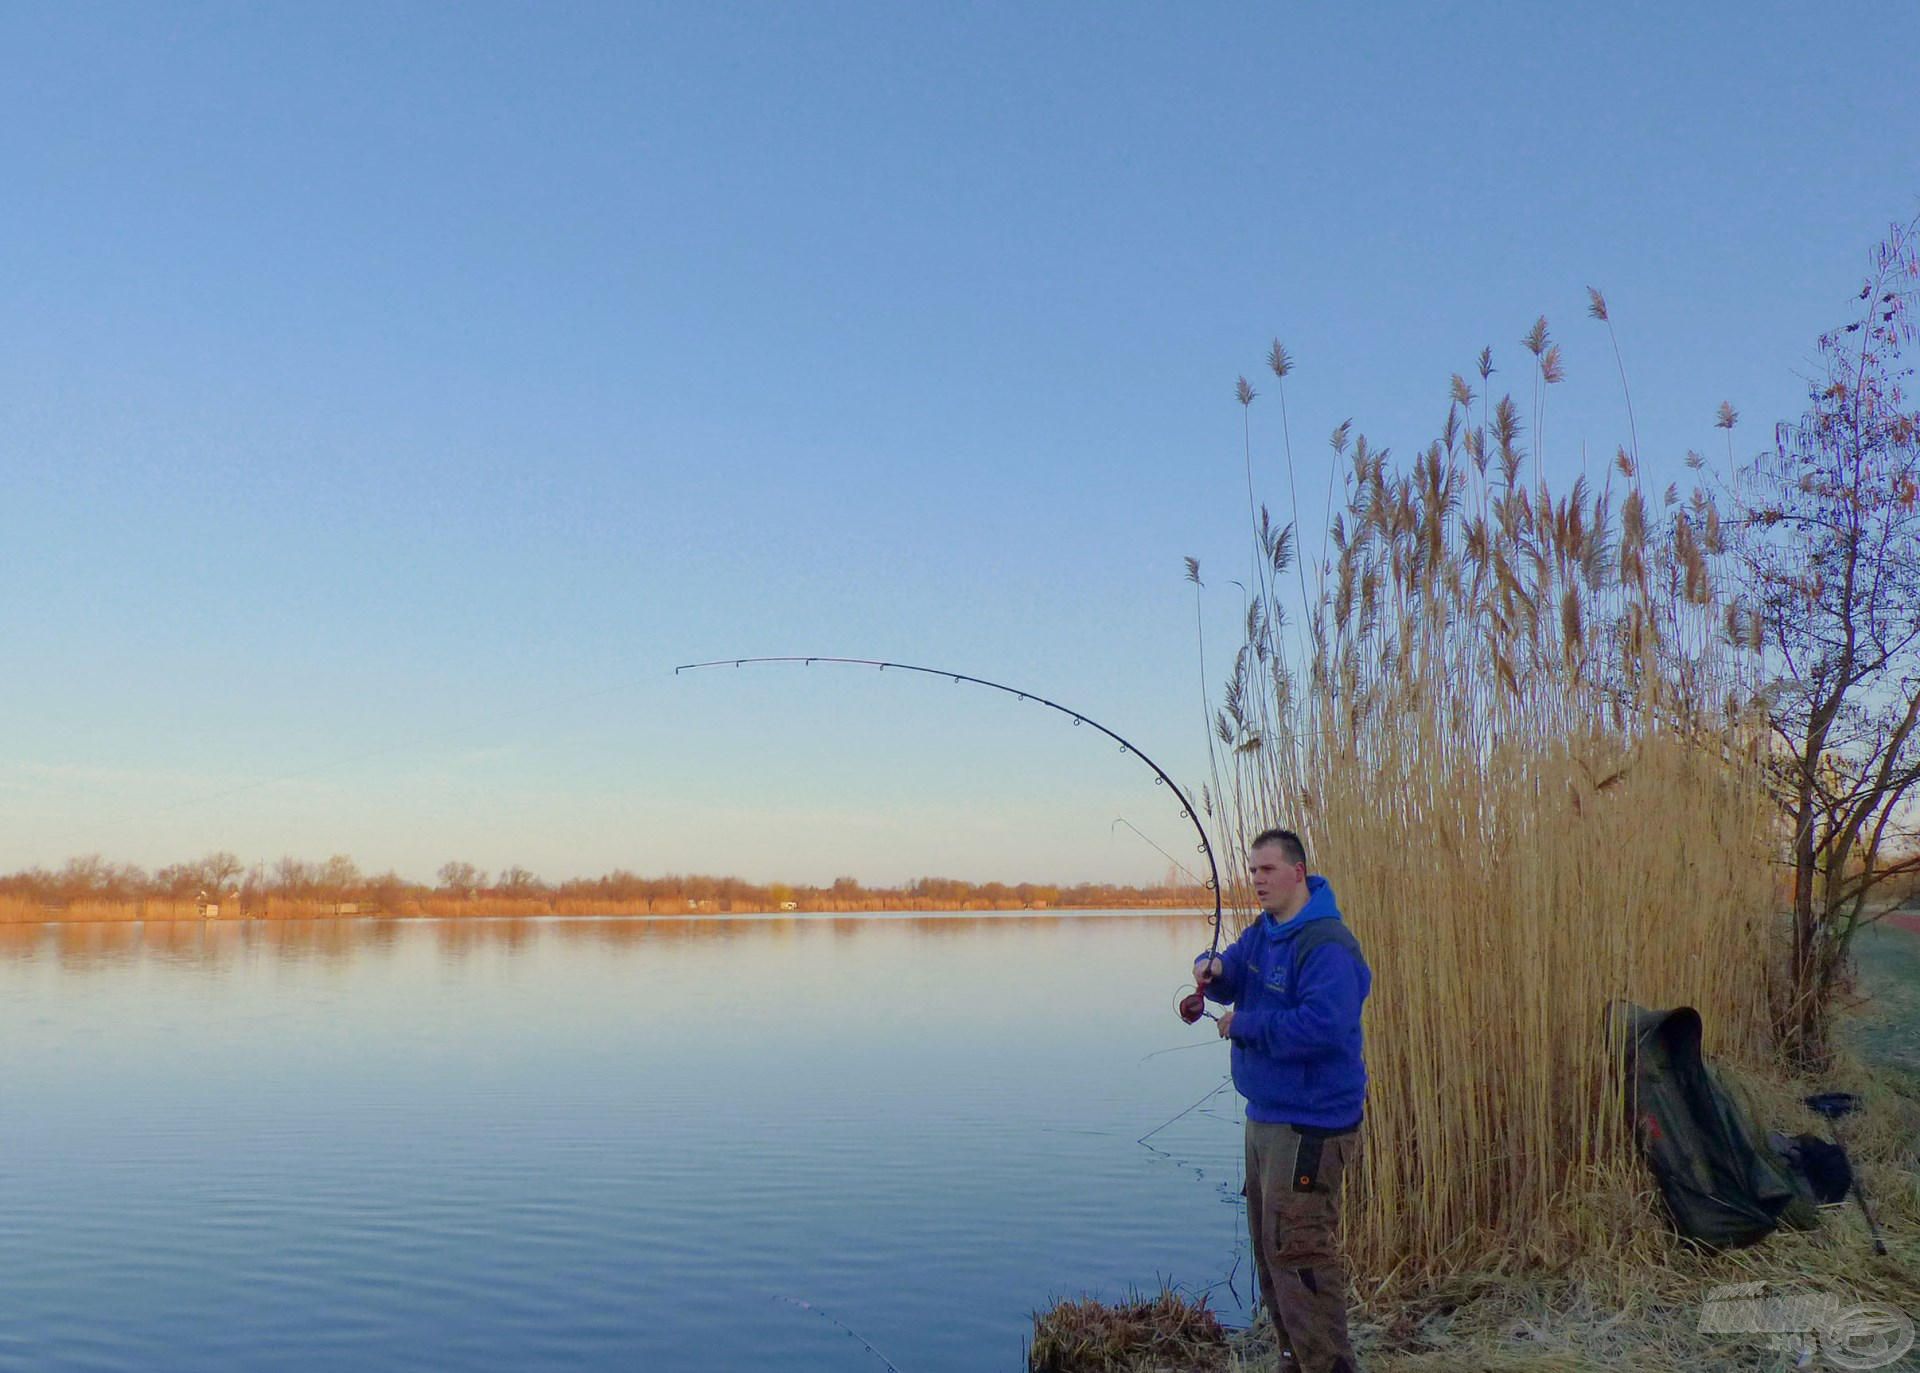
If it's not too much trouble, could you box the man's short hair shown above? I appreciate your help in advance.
[1249,827,1307,870]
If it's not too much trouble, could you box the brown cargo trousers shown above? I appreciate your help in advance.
[1244,1119,1362,1373]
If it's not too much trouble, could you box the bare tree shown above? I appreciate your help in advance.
[436,861,486,894]
[1729,215,1920,1064]
[318,854,362,899]
[197,851,243,891]
[56,854,147,901]
[273,855,318,895]
[497,865,542,895]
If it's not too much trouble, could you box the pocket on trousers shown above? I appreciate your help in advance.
[1291,1130,1326,1193]
[1289,1123,1355,1193]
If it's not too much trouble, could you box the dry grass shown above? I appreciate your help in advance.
[1198,341,1786,1289]
[0,895,207,923]
[1029,338,1920,1366]
[1326,1063,1917,1371]
[0,891,1206,924]
[1030,1288,1232,1373]
[1037,1053,1917,1372]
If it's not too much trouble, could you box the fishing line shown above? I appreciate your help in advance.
[688,657,1250,1337]
[1172,1247,1249,1327]
[1136,1074,1234,1147]
[1136,1073,1252,1322]
[1138,1038,1223,1064]
[772,1295,905,1373]
[673,656,1229,1017]
[1171,980,1221,1024]
[1110,816,1207,889]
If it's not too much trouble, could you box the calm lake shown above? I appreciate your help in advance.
[0,912,1253,1372]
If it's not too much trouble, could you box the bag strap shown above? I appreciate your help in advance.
[1288,918,1362,1003]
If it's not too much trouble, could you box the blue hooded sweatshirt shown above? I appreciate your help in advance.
[1199,875,1371,1130]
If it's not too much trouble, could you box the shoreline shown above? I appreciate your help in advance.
[0,898,1211,927]
[1034,914,1920,1372]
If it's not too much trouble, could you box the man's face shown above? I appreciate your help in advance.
[1248,842,1305,912]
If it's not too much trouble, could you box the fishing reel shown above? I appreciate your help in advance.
[1177,961,1219,1024]
[1178,944,1223,1024]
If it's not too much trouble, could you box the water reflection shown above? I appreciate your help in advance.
[0,909,1238,1373]
[0,921,44,960]
[432,915,542,958]
[3,909,1207,970]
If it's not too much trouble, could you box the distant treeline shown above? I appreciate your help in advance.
[0,853,1211,922]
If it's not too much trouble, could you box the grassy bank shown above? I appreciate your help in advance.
[1031,327,1918,1369]
[1301,917,1920,1373]
[1201,359,1781,1284]
[1033,920,1920,1372]
[1843,914,1920,1079]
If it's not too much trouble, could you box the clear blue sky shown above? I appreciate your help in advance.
[3,2,1915,886]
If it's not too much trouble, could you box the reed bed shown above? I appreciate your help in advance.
[1225,1048,1920,1369]
[0,895,210,923]
[0,892,1206,924]
[1203,340,1781,1288]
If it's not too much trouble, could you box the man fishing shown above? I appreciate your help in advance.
[1193,828,1371,1373]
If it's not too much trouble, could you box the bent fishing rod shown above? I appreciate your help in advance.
[673,656,1226,1022]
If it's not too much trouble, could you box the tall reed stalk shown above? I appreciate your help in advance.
[1197,332,1776,1285]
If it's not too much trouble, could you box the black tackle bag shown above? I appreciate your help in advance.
[1605,1001,1818,1249]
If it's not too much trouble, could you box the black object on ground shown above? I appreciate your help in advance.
[1769,1130,1855,1204]
[1804,1091,1889,1257]
[1607,1001,1818,1248]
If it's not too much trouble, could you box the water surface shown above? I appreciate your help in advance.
[0,913,1250,1372]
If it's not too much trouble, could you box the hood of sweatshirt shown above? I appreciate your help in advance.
[1261,873,1342,934]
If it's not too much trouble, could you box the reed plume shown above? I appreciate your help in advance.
[1198,333,1773,1287]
